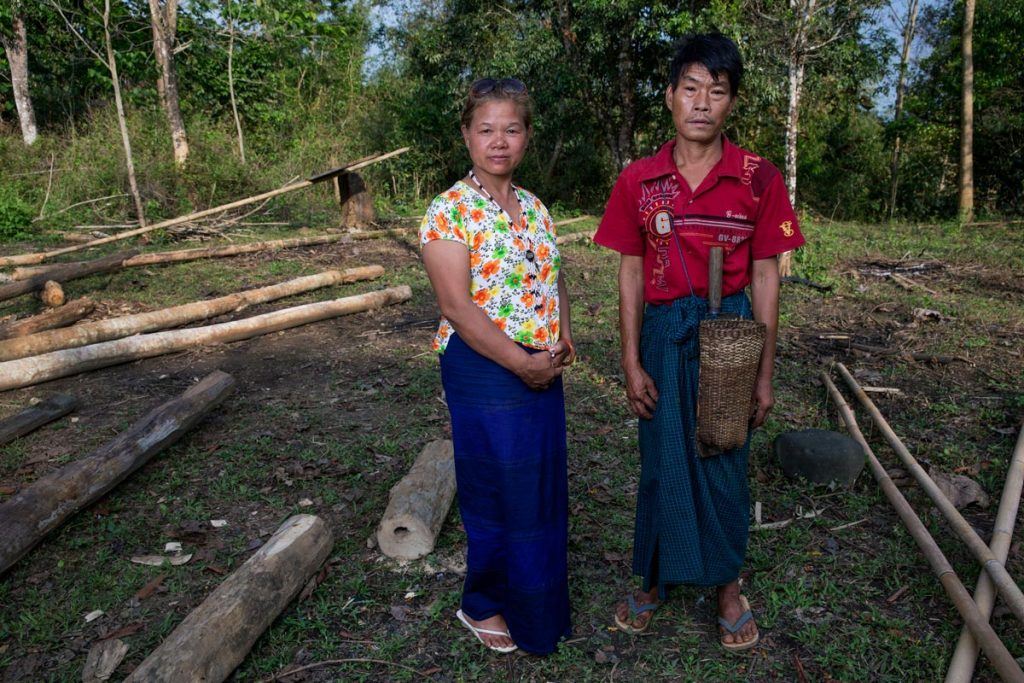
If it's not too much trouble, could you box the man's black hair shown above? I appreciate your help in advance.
[669,33,743,97]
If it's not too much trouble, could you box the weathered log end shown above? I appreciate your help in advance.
[124,514,333,683]
[39,281,65,308]
[377,439,456,561]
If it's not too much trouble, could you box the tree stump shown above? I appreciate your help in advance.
[123,514,333,683]
[0,371,235,575]
[376,440,456,560]
[338,171,376,229]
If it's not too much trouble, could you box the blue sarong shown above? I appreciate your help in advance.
[439,333,572,654]
[635,292,753,598]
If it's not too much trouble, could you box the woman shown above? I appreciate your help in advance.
[419,77,575,655]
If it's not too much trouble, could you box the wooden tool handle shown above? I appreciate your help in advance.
[708,247,724,315]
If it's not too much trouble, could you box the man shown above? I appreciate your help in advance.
[594,32,804,651]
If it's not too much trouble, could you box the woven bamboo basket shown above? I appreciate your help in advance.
[697,318,766,456]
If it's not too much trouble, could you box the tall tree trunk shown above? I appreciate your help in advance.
[148,0,188,166]
[958,0,975,222]
[103,0,147,227]
[887,0,919,220]
[2,12,38,145]
[613,28,636,170]
[225,1,245,164]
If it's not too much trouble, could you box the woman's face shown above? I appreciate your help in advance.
[461,99,529,178]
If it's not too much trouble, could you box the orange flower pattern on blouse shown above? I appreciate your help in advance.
[420,181,562,353]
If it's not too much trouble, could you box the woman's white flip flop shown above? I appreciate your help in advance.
[455,609,518,653]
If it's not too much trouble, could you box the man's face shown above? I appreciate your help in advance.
[665,63,735,144]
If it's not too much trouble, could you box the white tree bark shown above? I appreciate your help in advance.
[225,0,245,164]
[2,11,38,145]
[887,0,919,220]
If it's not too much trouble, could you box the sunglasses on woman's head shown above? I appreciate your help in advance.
[470,78,528,96]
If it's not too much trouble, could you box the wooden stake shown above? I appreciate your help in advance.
[0,148,410,267]
[0,286,411,392]
[0,266,383,362]
[124,514,332,683]
[0,394,77,446]
[0,298,94,340]
[836,362,1024,626]
[821,370,1023,682]
[944,424,1024,682]
[376,440,455,560]
[0,371,235,575]
[11,233,354,280]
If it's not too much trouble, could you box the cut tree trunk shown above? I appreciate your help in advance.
[376,440,456,560]
[0,371,235,575]
[0,394,77,447]
[0,266,384,362]
[2,13,38,146]
[339,172,376,229]
[12,234,351,280]
[0,298,95,340]
[39,281,65,308]
[0,285,411,391]
[0,250,137,303]
[0,147,409,268]
[123,514,332,682]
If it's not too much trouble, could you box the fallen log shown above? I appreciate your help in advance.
[0,266,384,362]
[0,285,411,391]
[836,362,1024,626]
[0,371,235,575]
[945,424,1024,682]
[376,440,455,560]
[0,298,94,340]
[123,514,332,683]
[0,148,410,267]
[0,394,77,446]
[0,250,136,303]
[11,233,355,280]
[821,370,1023,682]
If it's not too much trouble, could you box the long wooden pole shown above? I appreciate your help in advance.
[0,250,137,302]
[0,266,384,361]
[0,285,411,392]
[11,233,352,280]
[124,514,332,682]
[0,394,77,446]
[0,147,410,267]
[821,371,1023,682]
[835,362,1024,626]
[0,298,94,339]
[945,424,1024,682]
[0,371,235,575]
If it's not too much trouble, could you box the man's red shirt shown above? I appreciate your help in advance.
[595,136,805,304]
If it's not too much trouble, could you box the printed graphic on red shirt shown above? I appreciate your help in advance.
[638,177,679,293]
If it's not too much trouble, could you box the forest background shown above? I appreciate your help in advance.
[0,0,1020,239]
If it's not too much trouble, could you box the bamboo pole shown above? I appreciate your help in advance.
[0,266,384,361]
[0,285,411,392]
[11,233,352,280]
[820,371,1023,682]
[945,424,1024,682]
[0,148,410,267]
[835,362,1024,626]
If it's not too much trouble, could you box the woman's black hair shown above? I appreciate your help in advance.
[668,33,743,97]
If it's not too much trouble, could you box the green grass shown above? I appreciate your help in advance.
[0,217,1021,681]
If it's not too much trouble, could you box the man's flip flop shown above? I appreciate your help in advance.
[455,609,518,653]
[613,594,661,634]
[719,595,759,652]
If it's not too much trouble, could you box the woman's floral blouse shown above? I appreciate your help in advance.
[419,181,562,353]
